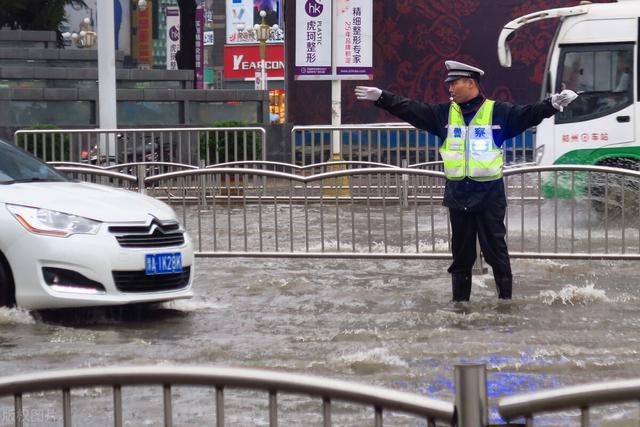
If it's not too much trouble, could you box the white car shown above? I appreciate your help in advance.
[0,139,194,310]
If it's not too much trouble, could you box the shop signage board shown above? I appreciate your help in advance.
[295,0,373,80]
[195,7,204,88]
[166,7,180,71]
[224,44,285,80]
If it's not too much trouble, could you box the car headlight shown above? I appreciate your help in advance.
[7,205,101,237]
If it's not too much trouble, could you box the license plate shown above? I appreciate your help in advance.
[145,253,182,275]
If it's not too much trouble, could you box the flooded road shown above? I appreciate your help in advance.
[0,256,639,425]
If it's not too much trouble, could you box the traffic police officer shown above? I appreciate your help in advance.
[355,60,577,301]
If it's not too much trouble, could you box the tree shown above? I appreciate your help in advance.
[0,0,86,31]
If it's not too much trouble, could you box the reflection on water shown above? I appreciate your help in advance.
[0,257,638,425]
[33,303,189,326]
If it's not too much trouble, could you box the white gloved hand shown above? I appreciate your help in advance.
[355,86,382,101]
[551,89,578,112]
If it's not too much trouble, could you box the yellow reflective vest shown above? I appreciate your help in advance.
[439,99,503,181]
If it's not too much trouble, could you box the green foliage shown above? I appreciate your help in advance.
[0,0,87,31]
[199,120,263,164]
[16,124,71,162]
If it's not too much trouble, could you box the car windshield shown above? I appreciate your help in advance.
[0,140,68,184]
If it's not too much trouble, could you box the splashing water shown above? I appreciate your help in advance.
[0,307,35,325]
[540,283,610,305]
[336,347,408,374]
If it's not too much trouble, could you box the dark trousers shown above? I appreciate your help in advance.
[447,204,512,300]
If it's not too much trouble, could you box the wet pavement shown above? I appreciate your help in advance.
[0,256,639,425]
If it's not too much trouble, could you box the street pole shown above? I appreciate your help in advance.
[97,0,117,161]
[325,0,349,198]
[256,10,271,92]
[330,0,341,161]
[331,80,341,160]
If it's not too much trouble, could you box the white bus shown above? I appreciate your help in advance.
[498,0,639,171]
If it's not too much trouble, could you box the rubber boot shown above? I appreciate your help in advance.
[494,273,512,299]
[451,273,472,302]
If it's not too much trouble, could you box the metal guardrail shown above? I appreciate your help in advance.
[498,378,640,426]
[14,127,267,170]
[5,363,640,426]
[143,166,452,258]
[503,164,640,260]
[54,166,139,190]
[53,162,640,260]
[204,160,398,175]
[0,365,454,427]
[291,124,532,167]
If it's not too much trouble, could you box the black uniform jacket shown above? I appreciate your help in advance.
[375,91,557,211]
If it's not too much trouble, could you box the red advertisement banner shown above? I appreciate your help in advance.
[224,44,285,80]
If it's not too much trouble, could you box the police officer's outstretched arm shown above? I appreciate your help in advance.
[503,90,578,139]
[551,90,578,112]
[354,86,442,135]
[354,86,382,101]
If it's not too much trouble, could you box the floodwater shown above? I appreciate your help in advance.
[0,254,639,426]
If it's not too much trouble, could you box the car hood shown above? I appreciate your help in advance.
[1,181,177,223]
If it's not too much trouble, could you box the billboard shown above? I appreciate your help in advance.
[62,0,131,54]
[165,7,180,70]
[195,7,204,88]
[294,0,332,78]
[224,44,285,80]
[334,0,373,78]
[226,0,284,44]
[294,0,372,80]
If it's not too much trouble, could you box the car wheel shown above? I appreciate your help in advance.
[0,256,16,307]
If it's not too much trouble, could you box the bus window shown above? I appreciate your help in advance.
[556,44,633,124]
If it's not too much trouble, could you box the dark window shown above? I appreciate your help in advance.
[556,44,634,124]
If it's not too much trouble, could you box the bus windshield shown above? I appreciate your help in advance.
[556,44,633,124]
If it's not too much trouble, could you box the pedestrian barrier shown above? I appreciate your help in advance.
[53,166,138,190]
[503,165,640,259]
[0,365,454,427]
[144,166,452,258]
[498,377,640,426]
[2,364,639,426]
[14,127,639,260]
[49,162,640,260]
[14,127,267,171]
[14,124,530,171]
[291,124,533,167]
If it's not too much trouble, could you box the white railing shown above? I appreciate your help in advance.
[14,127,267,171]
[499,378,640,426]
[0,365,454,427]
[291,124,532,167]
[54,162,640,260]
[5,363,640,426]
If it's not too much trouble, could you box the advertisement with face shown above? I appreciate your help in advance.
[226,0,284,44]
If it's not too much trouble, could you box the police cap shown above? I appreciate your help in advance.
[444,60,485,83]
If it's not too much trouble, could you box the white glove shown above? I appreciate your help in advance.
[355,86,382,101]
[551,89,578,112]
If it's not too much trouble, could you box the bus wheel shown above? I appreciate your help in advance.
[591,158,640,221]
